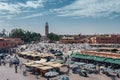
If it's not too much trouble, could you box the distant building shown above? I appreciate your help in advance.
[60,35,86,43]
[90,34,120,44]
[45,22,49,37]
[0,37,23,50]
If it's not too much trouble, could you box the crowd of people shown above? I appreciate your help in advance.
[15,42,90,55]
[0,42,120,80]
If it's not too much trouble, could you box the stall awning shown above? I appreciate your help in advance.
[85,55,94,60]
[105,58,115,63]
[71,53,120,65]
[114,59,120,65]
[71,54,93,60]
[94,57,106,62]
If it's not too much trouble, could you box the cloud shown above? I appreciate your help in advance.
[0,0,45,19]
[19,13,43,19]
[0,15,15,19]
[18,0,44,9]
[52,0,120,18]
[0,2,20,13]
[0,0,44,13]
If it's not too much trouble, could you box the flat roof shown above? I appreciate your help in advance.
[30,64,44,67]
[37,66,53,70]
[50,63,63,67]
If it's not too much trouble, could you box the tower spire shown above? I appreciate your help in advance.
[45,22,49,37]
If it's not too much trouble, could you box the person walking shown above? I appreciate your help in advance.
[15,64,18,73]
[47,77,49,80]
[23,69,27,76]
[66,65,70,76]
[19,61,23,69]
[0,57,1,66]
[3,60,6,66]
[9,61,13,68]
[35,71,39,79]
[117,73,120,78]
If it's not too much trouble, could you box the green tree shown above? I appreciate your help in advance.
[31,32,41,41]
[10,28,25,40]
[9,28,41,43]
[47,33,61,41]
[0,29,7,37]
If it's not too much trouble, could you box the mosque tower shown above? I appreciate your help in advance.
[45,22,49,37]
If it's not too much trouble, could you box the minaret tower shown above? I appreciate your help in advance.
[45,22,49,37]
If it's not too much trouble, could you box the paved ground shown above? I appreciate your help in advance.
[0,57,120,80]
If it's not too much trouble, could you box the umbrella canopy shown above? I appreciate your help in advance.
[0,54,3,56]
[10,55,20,64]
[76,69,81,73]
[57,60,64,64]
[66,61,74,65]
[45,71,59,77]
[0,53,5,59]
[115,69,120,73]
[55,52,63,56]
[84,64,95,69]
[58,76,69,80]
[74,62,86,66]
[81,69,86,73]
[70,64,79,69]
[49,49,55,54]
[72,68,81,74]
[100,66,105,69]
[103,68,112,73]
[80,69,88,77]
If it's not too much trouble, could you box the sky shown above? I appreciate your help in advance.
[0,0,120,35]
